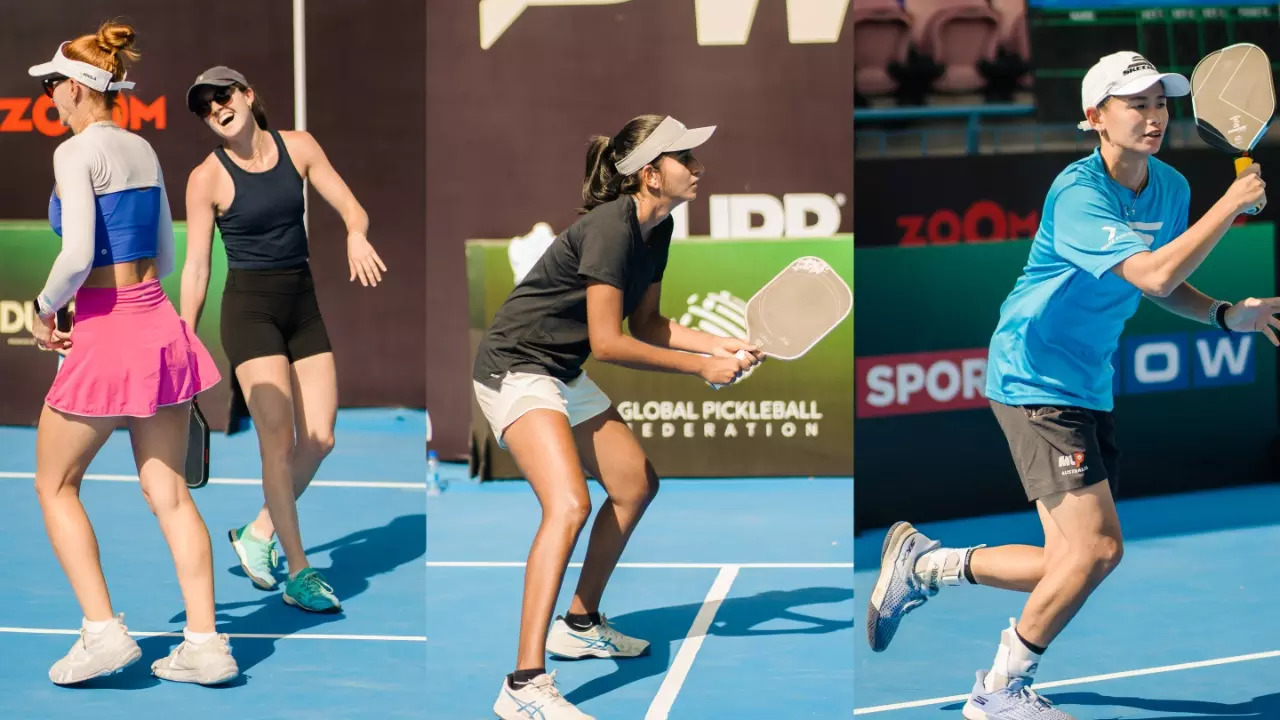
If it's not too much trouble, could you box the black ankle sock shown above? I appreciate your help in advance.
[1014,628,1048,656]
[508,668,545,689]
[564,611,602,630]
[962,548,978,585]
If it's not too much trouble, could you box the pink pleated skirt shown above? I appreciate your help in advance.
[46,279,221,417]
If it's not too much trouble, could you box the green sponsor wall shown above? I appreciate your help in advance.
[855,224,1278,530]
[467,235,854,479]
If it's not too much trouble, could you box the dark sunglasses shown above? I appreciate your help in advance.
[192,86,236,118]
[42,75,68,98]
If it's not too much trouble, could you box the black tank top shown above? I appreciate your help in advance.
[213,130,309,270]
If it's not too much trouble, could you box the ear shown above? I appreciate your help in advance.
[1083,105,1104,130]
[642,163,661,191]
[243,87,256,107]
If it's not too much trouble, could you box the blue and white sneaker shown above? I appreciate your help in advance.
[545,614,649,659]
[493,671,594,720]
[962,671,1076,719]
[866,521,939,652]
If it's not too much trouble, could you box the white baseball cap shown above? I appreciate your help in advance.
[615,116,716,175]
[1076,51,1189,131]
[28,41,135,93]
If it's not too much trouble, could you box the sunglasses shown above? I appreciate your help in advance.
[193,86,236,118]
[42,75,68,98]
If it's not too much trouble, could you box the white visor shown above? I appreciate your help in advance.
[614,116,716,175]
[28,42,135,93]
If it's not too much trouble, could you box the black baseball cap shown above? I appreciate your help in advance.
[186,66,249,113]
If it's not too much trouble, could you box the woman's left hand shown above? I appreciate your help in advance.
[31,312,72,353]
[347,232,387,287]
[1225,296,1280,344]
[710,337,764,365]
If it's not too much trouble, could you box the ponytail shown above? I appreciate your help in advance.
[575,114,665,215]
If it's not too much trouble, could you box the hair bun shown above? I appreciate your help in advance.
[97,22,137,54]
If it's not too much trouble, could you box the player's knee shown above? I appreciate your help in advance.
[33,471,80,503]
[299,431,335,459]
[1074,533,1123,576]
[1094,534,1124,573]
[551,492,592,529]
[612,473,658,510]
[140,483,180,517]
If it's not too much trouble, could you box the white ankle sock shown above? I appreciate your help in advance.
[984,618,1042,692]
[248,524,272,542]
[83,617,114,634]
[913,546,979,589]
[183,627,217,645]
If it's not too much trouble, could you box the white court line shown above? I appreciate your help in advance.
[0,472,423,490]
[853,649,1280,715]
[644,565,739,720]
[427,561,852,569]
[0,626,425,642]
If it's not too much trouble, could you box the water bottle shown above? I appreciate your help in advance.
[426,450,445,495]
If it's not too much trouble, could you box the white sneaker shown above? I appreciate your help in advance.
[493,671,594,720]
[49,614,142,685]
[546,614,650,660]
[151,634,240,685]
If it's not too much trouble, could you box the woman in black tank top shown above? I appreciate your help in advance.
[178,66,388,614]
[474,115,762,717]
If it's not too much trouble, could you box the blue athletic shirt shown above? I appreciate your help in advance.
[985,147,1190,411]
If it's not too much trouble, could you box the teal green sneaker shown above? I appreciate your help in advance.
[227,524,280,590]
[283,568,342,613]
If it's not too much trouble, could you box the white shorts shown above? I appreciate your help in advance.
[473,371,613,448]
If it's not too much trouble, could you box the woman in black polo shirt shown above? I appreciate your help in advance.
[475,114,760,720]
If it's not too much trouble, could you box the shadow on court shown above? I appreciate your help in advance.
[562,586,853,705]
[936,691,1280,719]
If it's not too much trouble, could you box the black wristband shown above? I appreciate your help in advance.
[1214,301,1232,333]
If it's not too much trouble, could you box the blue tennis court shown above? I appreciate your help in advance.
[854,483,1280,719]
[0,408,426,719]
[426,471,854,719]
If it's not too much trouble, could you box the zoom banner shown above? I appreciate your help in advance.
[853,145,1278,247]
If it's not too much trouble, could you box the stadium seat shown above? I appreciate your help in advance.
[853,0,912,96]
[905,0,1001,93]
[988,0,1033,88]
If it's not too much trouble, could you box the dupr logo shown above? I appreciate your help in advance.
[671,193,847,240]
[479,0,850,49]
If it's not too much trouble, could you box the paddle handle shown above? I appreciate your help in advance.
[1236,155,1265,216]
[707,349,751,390]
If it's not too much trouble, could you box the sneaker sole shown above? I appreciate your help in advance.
[865,521,920,652]
[51,644,142,686]
[153,666,240,686]
[546,644,650,660]
[283,592,342,614]
[228,529,277,591]
[494,701,596,720]
[961,701,992,720]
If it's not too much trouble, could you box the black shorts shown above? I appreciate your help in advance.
[989,399,1120,502]
[220,266,332,370]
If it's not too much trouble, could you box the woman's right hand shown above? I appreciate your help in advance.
[1226,163,1266,214]
[699,351,753,386]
